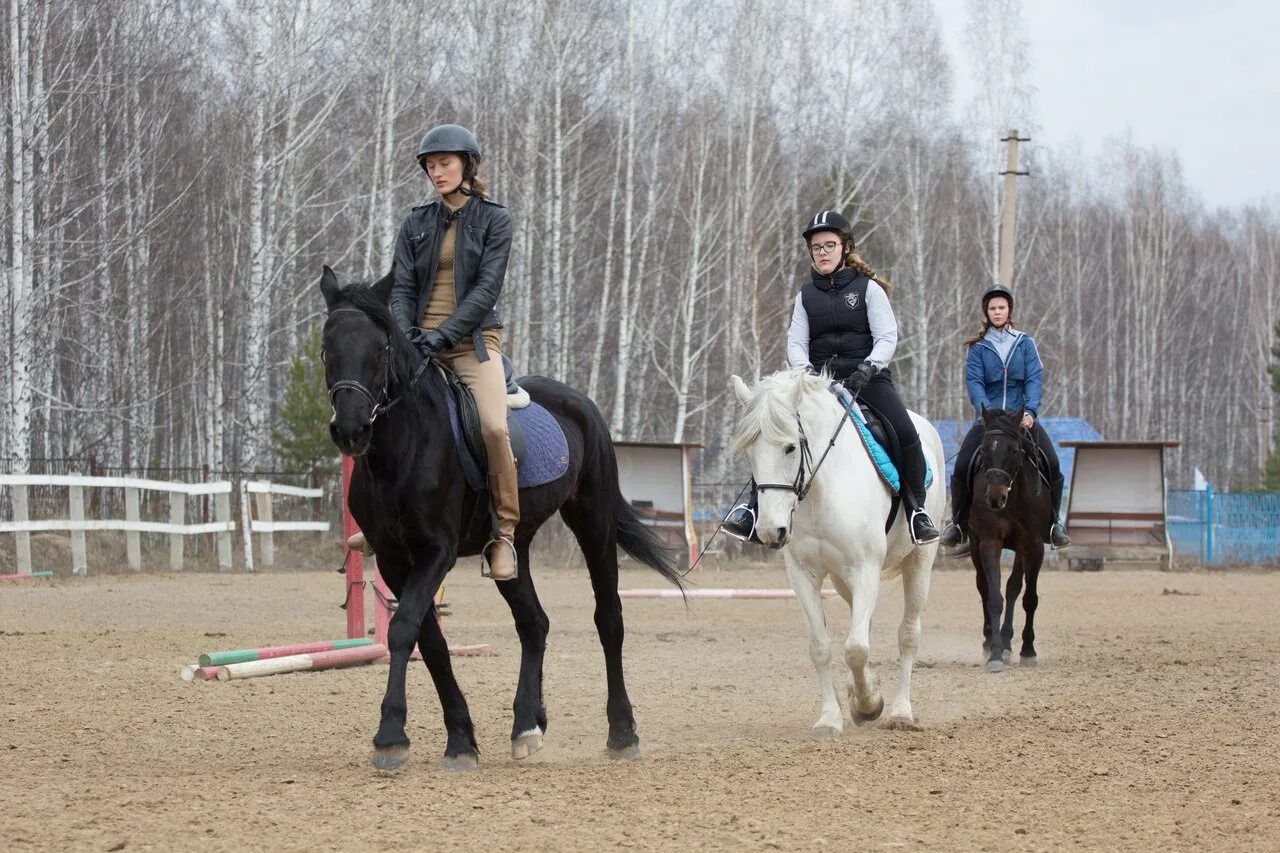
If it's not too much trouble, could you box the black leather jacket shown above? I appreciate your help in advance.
[390,196,512,362]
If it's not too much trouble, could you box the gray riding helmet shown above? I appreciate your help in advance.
[416,124,482,164]
[981,284,1014,311]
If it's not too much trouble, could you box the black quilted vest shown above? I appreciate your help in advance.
[801,268,873,379]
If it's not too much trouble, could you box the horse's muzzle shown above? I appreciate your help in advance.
[759,527,790,549]
[330,420,372,458]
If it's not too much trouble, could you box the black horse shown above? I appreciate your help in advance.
[966,407,1053,673]
[319,266,681,771]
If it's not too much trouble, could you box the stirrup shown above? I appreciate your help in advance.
[481,536,518,580]
[721,503,760,544]
[939,522,968,549]
[908,508,940,546]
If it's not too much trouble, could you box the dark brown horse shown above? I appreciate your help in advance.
[966,407,1053,672]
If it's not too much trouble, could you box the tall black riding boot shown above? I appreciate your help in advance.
[939,466,971,548]
[722,481,762,544]
[899,440,939,545]
[1048,474,1070,547]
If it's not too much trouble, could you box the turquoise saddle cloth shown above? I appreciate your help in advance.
[838,396,933,495]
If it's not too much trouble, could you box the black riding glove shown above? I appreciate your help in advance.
[842,361,877,395]
[408,328,450,360]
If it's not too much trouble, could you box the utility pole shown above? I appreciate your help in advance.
[998,129,1031,287]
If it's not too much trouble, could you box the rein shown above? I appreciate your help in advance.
[755,391,856,503]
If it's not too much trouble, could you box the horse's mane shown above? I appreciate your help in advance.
[731,368,832,454]
[337,282,420,391]
[983,407,1024,436]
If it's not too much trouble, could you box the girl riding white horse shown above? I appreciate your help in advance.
[730,368,945,736]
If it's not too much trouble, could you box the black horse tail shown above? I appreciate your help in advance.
[615,494,684,589]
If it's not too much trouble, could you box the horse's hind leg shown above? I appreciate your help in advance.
[1019,546,1045,664]
[1000,556,1025,662]
[886,553,932,730]
[560,499,639,759]
[843,560,885,725]
[784,557,843,740]
[495,540,551,759]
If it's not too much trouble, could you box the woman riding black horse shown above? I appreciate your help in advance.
[387,124,521,580]
[724,210,939,545]
[939,285,1070,549]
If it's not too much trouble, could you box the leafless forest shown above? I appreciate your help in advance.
[4,0,1278,486]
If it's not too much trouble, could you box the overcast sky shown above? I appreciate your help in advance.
[934,0,1280,210]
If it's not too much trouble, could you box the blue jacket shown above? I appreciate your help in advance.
[965,329,1043,420]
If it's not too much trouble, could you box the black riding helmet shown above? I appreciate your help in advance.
[982,284,1014,311]
[416,124,482,166]
[802,209,853,242]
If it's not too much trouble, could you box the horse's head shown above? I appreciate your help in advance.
[319,265,398,457]
[730,369,829,548]
[980,406,1026,511]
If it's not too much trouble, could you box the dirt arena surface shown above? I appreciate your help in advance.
[2,559,1278,851]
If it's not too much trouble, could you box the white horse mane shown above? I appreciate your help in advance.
[730,368,833,455]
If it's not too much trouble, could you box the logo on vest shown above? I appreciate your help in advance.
[844,292,860,310]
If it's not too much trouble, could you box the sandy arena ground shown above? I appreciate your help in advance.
[2,557,1278,851]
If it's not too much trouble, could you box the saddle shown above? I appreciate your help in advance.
[440,356,570,493]
[834,389,932,534]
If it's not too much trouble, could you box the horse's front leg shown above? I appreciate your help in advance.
[1019,545,1045,665]
[784,556,842,740]
[372,543,457,771]
[977,540,1006,673]
[1000,555,1025,663]
[844,558,885,725]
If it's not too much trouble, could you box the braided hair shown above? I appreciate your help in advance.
[844,247,894,297]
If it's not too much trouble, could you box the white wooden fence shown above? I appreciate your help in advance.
[241,480,331,571]
[0,475,330,575]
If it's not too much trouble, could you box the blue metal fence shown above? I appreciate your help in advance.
[1168,488,1280,565]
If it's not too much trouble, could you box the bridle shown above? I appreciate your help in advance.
[754,394,855,504]
[983,423,1030,487]
[325,307,427,427]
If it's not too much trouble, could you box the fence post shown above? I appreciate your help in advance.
[13,484,32,575]
[215,491,233,571]
[254,487,275,568]
[240,480,255,572]
[69,479,88,576]
[1204,484,1214,566]
[169,492,185,571]
[125,487,142,571]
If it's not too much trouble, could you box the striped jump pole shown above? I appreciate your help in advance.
[0,571,53,581]
[215,644,388,681]
[197,637,372,668]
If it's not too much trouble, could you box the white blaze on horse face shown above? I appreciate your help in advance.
[750,437,800,547]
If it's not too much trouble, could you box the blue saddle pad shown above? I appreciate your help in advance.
[446,396,570,490]
[839,397,933,494]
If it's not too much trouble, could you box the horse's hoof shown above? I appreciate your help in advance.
[987,659,1005,673]
[442,751,479,772]
[811,722,842,741]
[607,743,641,761]
[1002,648,1011,664]
[884,714,923,732]
[371,744,410,772]
[853,695,885,726]
[512,729,544,761]
[1020,655,1038,667]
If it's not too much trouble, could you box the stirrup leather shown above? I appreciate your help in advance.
[481,536,518,580]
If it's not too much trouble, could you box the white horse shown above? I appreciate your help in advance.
[730,368,945,737]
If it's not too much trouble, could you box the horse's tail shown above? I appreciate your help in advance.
[615,495,684,589]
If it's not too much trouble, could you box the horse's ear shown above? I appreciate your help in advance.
[731,374,753,404]
[1015,405,1025,423]
[320,265,341,310]
[371,266,394,304]
[980,404,989,422]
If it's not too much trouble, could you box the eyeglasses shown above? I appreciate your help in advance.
[809,241,841,256]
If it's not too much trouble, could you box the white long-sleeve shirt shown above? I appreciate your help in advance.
[785,280,898,373]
